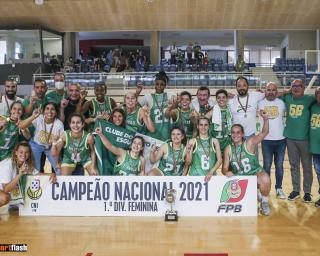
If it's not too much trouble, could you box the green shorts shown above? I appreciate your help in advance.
[61,156,92,169]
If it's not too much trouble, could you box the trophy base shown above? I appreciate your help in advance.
[165,210,178,222]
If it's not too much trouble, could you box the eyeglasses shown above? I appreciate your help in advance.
[291,84,303,88]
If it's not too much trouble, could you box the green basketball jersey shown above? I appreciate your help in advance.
[158,142,186,176]
[45,90,67,105]
[90,97,113,117]
[113,150,141,176]
[189,137,217,176]
[22,97,46,118]
[63,130,90,164]
[175,109,193,138]
[0,118,19,161]
[310,104,320,154]
[210,109,231,153]
[124,107,145,133]
[229,143,262,176]
[146,93,171,141]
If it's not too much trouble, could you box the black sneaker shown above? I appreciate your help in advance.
[303,193,312,203]
[288,191,300,201]
[315,199,320,208]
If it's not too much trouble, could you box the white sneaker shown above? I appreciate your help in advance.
[260,201,271,216]
[276,188,286,199]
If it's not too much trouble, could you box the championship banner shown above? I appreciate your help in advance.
[94,120,135,175]
[136,132,164,173]
[20,176,257,217]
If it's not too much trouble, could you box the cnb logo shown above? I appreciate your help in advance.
[218,179,248,214]
[27,179,42,200]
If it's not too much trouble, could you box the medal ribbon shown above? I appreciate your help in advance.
[237,94,249,116]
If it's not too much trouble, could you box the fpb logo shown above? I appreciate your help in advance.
[218,179,248,214]
[220,179,248,203]
[27,179,43,200]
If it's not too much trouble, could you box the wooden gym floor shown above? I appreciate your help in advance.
[1,153,320,256]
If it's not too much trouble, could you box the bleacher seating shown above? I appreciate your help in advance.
[272,58,305,73]
[133,58,238,73]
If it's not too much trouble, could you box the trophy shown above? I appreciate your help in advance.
[165,189,178,221]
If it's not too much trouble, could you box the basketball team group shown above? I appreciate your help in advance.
[1,71,320,216]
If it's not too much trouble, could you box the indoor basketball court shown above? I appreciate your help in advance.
[1,1,320,256]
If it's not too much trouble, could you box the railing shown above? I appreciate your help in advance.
[33,71,312,90]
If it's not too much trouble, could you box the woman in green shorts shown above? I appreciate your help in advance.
[51,113,98,176]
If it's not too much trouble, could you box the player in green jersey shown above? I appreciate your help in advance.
[138,71,176,141]
[122,91,155,133]
[206,89,232,155]
[0,102,30,161]
[51,113,98,176]
[165,91,198,139]
[149,127,187,176]
[95,126,145,176]
[223,110,271,215]
[185,116,222,182]
[81,82,117,129]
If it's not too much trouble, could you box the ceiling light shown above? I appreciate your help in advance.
[35,0,44,5]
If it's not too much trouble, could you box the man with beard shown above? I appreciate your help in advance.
[45,72,67,105]
[23,79,48,117]
[0,79,23,116]
[280,79,315,203]
[229,76,265,139]
[191,86,215,116]
[23,79,48,173]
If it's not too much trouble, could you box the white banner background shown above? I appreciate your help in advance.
[20,176,257,217]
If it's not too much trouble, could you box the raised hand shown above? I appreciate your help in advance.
[141,105,150,117]
[60,99,69,109]
[136,81,144,96]
[19,162,29,175]
[176,93,181,104]
[80,88,88,100]
[260,109,269,120]
[32,107,41,118]
[186,140,195,153]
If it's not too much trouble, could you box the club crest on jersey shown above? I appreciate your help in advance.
[220,179,248,203]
